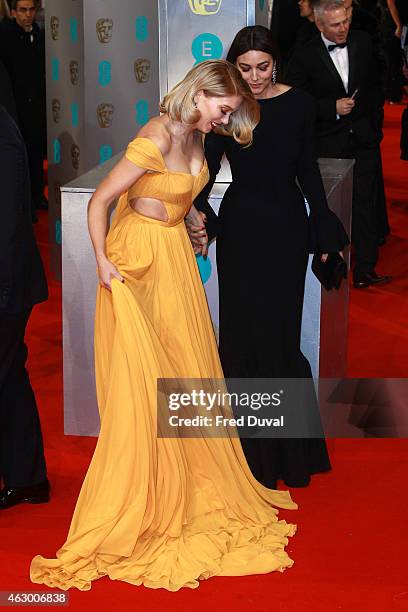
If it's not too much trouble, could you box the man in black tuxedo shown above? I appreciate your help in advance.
[0,0,47,222]
[0,104,49,509]
[286,0,391,288]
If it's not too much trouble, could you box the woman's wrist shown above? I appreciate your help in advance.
[186,206,197,220]
[96,252,108,264]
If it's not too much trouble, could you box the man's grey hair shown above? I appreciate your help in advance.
[313,0,346,20]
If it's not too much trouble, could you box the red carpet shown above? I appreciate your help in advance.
[1,104,407,611]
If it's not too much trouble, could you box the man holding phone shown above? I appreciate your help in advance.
[286,0,391,288]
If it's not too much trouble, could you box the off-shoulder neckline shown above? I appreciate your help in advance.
[134,136,208,178]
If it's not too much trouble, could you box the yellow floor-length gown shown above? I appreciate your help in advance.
[30,137,297,592]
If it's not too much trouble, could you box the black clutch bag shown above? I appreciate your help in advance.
[311,252,347,290]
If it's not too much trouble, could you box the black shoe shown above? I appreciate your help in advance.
[0,479,50,510]
[353,270,393,289]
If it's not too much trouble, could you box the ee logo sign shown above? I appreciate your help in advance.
[192,33,223,65]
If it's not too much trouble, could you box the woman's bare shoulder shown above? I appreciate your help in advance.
[136,117,171,157]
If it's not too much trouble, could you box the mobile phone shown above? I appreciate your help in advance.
[351,88,359,100]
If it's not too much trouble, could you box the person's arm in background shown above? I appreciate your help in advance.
[295,94,349,255]
[189,131,227,246]
[386,0,402,37]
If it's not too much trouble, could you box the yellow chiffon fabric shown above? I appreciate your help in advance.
[30,137,297,592]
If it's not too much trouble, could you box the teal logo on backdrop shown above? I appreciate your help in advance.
[196,255,212,284]
[135,100,149,125]
[135,16,148,41]
[51,57,59,81]
[192,33,223,65]
[99,145,113,164]
[70,18,78,42]
[55,220,62,245]
[71,102,79,127]
[53,139,61,164]
[259,0,265,9]
[98,61,111,87]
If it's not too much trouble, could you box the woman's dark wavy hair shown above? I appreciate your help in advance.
[226,25,281,80]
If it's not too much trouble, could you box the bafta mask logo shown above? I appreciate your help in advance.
[69,60,79,86]
[134,58,151,83]
[97,103,114,128]
[188,0,223,15]
[51,98,61,123]
[50,16,60,40]
[71,144,80,170]
[96,18,113,43]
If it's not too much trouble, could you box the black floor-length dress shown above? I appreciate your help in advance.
[194,87,349,488]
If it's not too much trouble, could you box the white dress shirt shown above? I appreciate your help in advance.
[321,33,349,93]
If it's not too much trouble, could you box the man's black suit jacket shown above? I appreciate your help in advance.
[285,30,383,156]
[0,59,17,123]
[0,19,46,148]
[0,106,48,314]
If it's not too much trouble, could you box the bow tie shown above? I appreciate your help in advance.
[328,42,347,52]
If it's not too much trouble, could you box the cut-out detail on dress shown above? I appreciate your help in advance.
[129,196,169,223]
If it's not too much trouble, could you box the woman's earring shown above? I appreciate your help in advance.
[272,65,277,85]
[193,98,198,108]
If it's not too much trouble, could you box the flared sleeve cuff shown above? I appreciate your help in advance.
[309,208,350,254]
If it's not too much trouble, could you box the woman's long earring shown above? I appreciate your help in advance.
[272,64,277,86]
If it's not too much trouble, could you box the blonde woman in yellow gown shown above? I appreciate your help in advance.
[30,60,297,592]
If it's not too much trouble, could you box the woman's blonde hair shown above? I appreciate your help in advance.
[160,59,259,146]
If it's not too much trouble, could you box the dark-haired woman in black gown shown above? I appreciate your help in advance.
[192,26,349,488]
